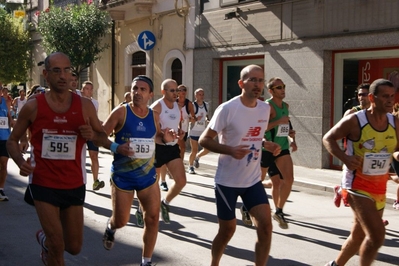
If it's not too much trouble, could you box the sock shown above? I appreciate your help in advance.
[107,222,116,232]
[142,257,151,264]
[276,207,283,214]
[331,261,339,266]
[189,165,193,168]
[163,199,170,205]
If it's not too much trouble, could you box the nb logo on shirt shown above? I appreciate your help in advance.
[246,127,261,137]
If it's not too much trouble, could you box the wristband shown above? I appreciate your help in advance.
[110,142,119,154]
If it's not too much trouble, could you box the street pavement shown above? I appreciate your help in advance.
[1,149,398,266]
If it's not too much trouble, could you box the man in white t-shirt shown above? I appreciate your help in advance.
[199,64,280,266]
[12,88,27,119]
[149,79,186,224]
[81,81,104,191]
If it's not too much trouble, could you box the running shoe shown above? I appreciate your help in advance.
[188,166,196,174]
[160,182,169,191]
[393,200,399,210]
[325,261,338,266]
[240,206,252,227]
[93,180,105,191]
[0,189,9,201]
[141,262,155,266]
[160,200,170,224]
[333,185,341,208]
[135,210,144,228]
[103,219,116,250]
[273,212,288,229]
[36,229,48,265]
[194,157,200,168]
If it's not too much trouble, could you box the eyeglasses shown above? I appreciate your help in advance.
[246,77,265,84]
[271,85,286,90]
[47,68,73,75]
[358,93,368,97]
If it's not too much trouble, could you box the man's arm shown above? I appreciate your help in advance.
[6,100,35,176]
[322,114,361,170]
[199,127,251,160]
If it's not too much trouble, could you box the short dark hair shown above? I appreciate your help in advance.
[369,79,394,95]
[357,83,370,90]
[132,75,154,92]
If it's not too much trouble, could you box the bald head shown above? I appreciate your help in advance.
[240,65,264,80]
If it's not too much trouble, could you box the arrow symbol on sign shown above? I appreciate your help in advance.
[142,33,154,49]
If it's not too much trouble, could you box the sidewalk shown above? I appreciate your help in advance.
[187,151,398,206]
[99,148,398,205]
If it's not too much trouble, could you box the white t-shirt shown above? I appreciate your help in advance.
[208,96,270,188]
[189,102,209,137]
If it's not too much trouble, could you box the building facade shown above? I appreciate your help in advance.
[27,0,399,169]
[194,0,399,168]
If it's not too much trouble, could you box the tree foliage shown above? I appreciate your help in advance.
[37,3,112,76]
[0,8,31,84]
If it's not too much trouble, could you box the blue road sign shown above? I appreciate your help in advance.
[138,31,156,51]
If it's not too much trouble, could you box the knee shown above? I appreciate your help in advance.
[144,212,160,227]
[65,242,82,255]
[368,229,385,248]
[174,177,187,188]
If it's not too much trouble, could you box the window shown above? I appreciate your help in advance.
[171,59,182,85]
[132,51,146,78]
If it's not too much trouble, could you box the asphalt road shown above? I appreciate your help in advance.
[1,151,398,266]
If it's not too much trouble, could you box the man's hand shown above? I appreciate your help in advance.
[79,118,94,140]
[18,157,34,176]
[118,141,135,157]
[229,145,251,160]
[290,141,298,152]
[264,141,281,156]
[343,154,362,171]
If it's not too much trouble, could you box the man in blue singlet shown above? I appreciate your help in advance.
[101,75,174,266]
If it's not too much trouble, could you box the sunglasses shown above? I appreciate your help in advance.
[166,89,178,93]
[358,93,368,97]
[179,88,187,92]
[271,84,286,90]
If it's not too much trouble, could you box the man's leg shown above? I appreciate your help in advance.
[88,150,99,182]
[249,203,273,266]
[335,194,384,266]
[60,205,84,255]
[274,154,294,210]
[269,174,281,209]
[34,200,67,265]
[110,185,135,229]
[211,219,236,266]
[165,158,186,203]
[178,135,186,160]
[0,156,8,187]
[137,183,161,259]
[188,138,199,173]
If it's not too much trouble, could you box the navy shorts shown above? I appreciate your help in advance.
[24,184,85,210]
[0,140,9,158]
[87,140,99,151]
[154,144,181,168]
[111,171,157,192]
[215,181,269,220]
[189,135,200,141]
